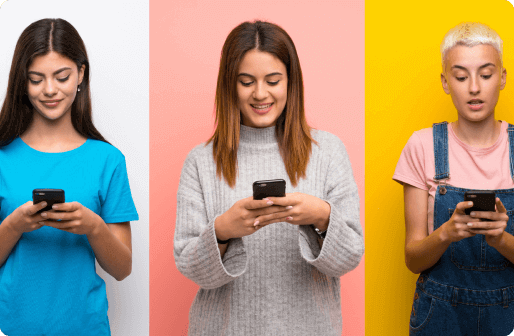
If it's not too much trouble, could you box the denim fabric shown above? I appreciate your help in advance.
[409,122,514,335]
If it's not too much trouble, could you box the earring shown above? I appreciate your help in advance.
[77,86,81,92]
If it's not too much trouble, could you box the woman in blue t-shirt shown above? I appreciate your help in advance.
[0,19,138,335]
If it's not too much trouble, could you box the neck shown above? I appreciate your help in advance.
[21,110,86,152]
[452,115,501,148]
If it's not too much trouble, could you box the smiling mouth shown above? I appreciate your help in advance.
[251,103,274,110]
[41,99,63,107]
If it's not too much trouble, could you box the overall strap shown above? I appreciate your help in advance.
[433,122,449,181]
[508,123,514,180]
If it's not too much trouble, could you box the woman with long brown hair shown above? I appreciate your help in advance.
[0,19,138,335]
[174,20,363,335]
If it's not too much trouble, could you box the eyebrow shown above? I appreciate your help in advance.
[237,72,284,78]
[451,63,496,71]
[27,67,72,76]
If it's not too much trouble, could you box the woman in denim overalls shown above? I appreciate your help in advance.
[394,23,514,335]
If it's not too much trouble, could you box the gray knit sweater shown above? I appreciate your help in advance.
[174,125,363,335]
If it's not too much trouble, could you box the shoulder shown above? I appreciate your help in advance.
[181,142,213,170]
[311,129,348,155]
[86,139,126,163]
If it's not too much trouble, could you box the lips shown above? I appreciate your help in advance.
[250,103,274,115]
[467,99,484,111]
[41,99,63,107]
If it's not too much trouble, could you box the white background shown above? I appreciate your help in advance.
[0,1,149,335]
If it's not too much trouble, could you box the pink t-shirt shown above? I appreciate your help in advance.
[393,121,514,234]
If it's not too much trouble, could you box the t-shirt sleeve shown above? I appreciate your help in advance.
[298,134,364,278]
[393,132,428,190]
[99,153,139,223]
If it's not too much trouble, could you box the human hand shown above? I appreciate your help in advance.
[4,201,48,234]
[467,197,509,248]
[40,202,103,236]
[215,197,290,241]
[441,201,480,243]
[266,193,331,231]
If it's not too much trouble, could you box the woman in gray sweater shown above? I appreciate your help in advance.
[174,20,364,335]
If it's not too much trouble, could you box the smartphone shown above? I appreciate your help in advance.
[33,189,65,213]
[253,179,286,200]
[464,191,495,217]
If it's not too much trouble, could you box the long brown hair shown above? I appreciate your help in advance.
[0,18,108,147]
[208,21,314,188]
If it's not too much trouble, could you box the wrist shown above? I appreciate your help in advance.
[489,231,506,249]
[313,201,330,232]
[437,223,451,244]
[214,215,230,241]
[3,215,23,236]
[87,214,107,238]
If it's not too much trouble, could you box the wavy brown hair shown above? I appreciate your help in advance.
[208,21,314,188]
[0,18,108,147]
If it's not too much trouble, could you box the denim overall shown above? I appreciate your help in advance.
[410,122,514,335]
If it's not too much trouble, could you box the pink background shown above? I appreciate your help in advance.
[150,0,365,334]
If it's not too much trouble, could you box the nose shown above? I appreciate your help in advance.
[252,82,269,101]
[469,75,480,95]
[43,79,58,97]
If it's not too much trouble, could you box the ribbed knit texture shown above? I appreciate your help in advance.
[174,125,364,335]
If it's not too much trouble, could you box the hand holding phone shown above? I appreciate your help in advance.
[253,179,286,200]
[33,189,65,213]
[464,191,495,218]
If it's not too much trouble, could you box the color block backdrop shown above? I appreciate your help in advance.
[150,0,365,335]
[365,0,514,334]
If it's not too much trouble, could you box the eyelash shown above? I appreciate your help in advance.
[455,75,492,82]
[239,80,280,87]
[28,75,70,85]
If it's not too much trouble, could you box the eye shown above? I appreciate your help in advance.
[267,80,280,86]
[239,81,254,87]
[29,79,42,85]
[456,77,467,82]
[481,75,492,79]
[57,75,70,83]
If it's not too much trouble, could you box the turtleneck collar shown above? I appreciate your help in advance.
[239,124,277,145]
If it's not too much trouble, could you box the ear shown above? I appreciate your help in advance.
[500,67,507,90]
[78,64,86,86]
[441,73,450,95]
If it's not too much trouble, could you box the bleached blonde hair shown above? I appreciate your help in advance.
[441,22,503,69]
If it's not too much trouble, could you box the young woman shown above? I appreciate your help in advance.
[0,19,138,335]
[174,21,363,335]
[394,23,513,335]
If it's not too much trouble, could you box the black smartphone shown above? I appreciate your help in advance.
[464,191,496,217]
[253,179,286,200]
[33,189,65,213]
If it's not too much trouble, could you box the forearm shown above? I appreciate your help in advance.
[87,220,132,281]
[0,218,22,267]
[491,232,514,264]
[405,225,451,274]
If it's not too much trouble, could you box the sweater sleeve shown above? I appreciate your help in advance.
[174,147,247,289]
[298,135,364,278]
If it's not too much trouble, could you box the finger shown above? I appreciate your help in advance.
[257,215,292,227]
[256,210,293,225]
[468,228,504,236]
[470,211,508,221]
[265,196,293,206]
[245,198,275,210]
[40,220,74,229]
[454,201,474,214]
[40,211,75,221]
[27,201,48,215]
[466,221,504,230]
[496,198,507,214]
[252,205,292,217]
[51,201,78,212]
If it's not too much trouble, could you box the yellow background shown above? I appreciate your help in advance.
[365,0,514,334]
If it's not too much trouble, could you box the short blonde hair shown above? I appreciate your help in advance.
[441,22,503,68]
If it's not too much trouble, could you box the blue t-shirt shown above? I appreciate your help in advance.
[0,138,138,336]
